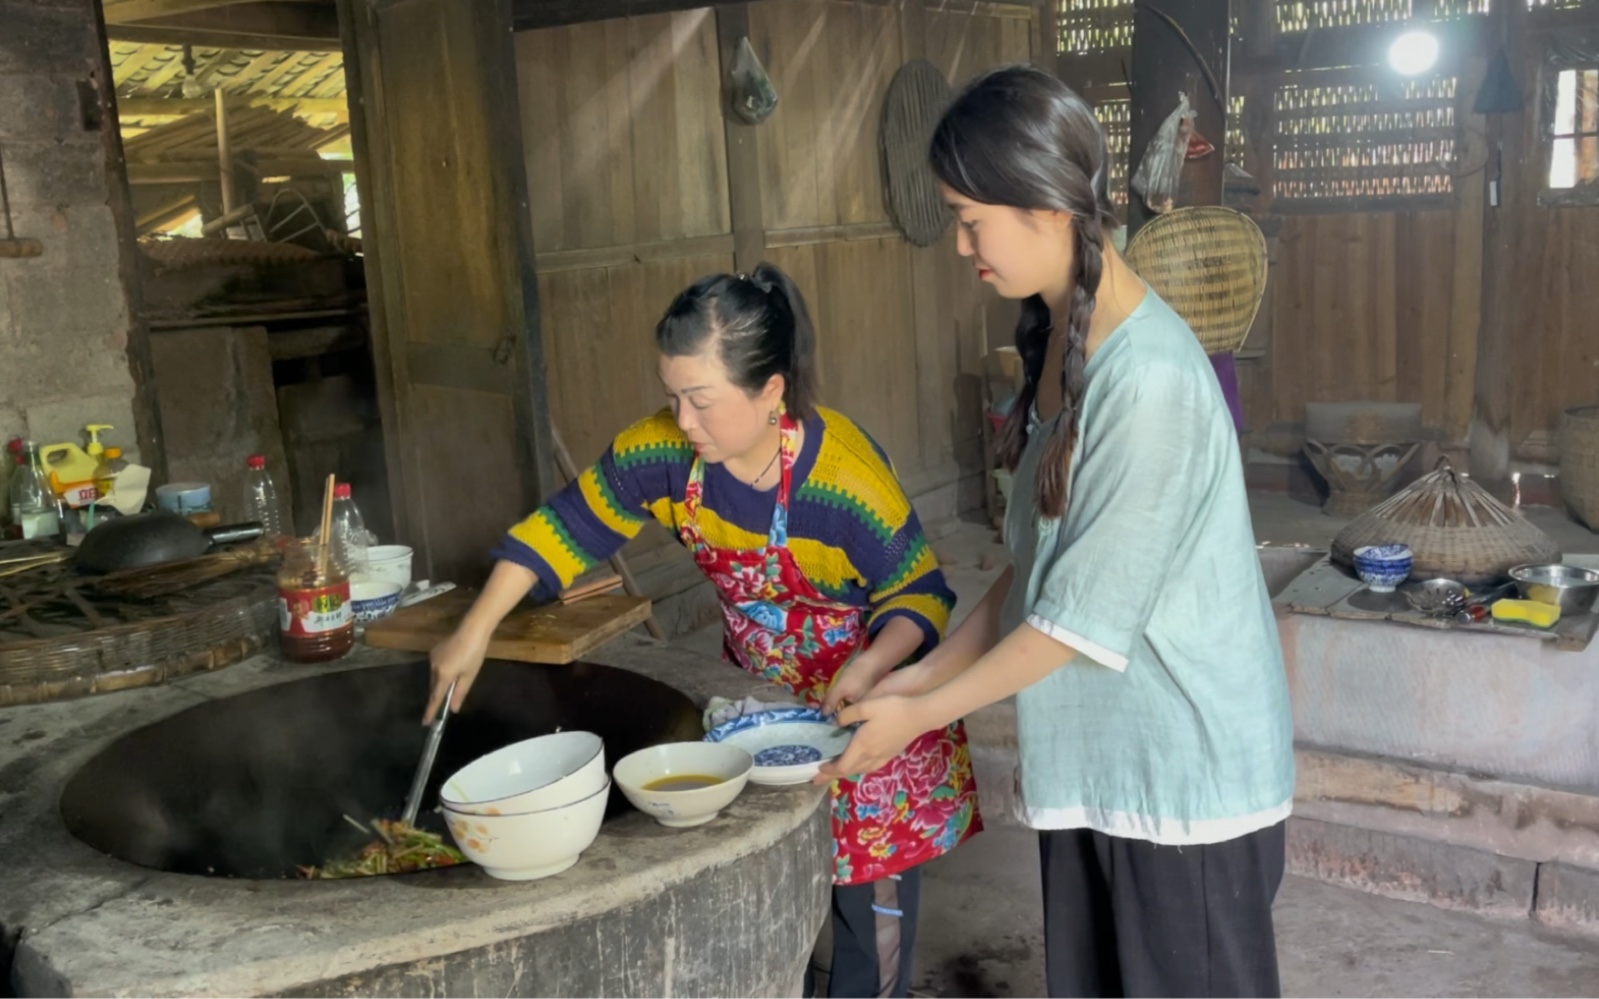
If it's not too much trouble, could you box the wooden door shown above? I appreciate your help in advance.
[338,0,555,585]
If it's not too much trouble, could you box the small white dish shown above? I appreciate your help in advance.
[705,708,853,786]
[612,742,753,828]
[355,544,414,590]
[441,731,605,815]
[444,778,609,881]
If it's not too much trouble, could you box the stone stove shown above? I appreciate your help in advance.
[1,638,829,996]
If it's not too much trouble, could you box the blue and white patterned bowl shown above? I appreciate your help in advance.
[1353,543,1414,593]
[350,581,403,624]
[705,707,854,786]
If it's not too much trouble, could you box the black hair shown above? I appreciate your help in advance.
[654,261,818,420]
[930,64,1118,519]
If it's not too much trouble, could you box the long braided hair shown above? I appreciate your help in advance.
[930,65,1118,519]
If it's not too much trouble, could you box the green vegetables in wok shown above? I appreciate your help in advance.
[298,817,466,879]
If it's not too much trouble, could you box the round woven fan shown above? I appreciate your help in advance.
[1124,206,1268,355]
[1331,457,1562,585]
[881,59,954,247]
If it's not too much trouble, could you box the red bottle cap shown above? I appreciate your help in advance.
[334,482,352,499]
[247,454,266,469]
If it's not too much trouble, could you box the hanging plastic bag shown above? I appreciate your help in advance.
[1130,92,1194,214]
[730,36,779,125]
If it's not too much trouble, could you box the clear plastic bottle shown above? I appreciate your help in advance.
[243,454,285,539]
[329,482,375,573]
[9,442,60,540]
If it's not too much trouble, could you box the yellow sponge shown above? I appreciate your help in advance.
[1491,599,1561,629]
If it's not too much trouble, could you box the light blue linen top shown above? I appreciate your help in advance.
[998,289,1295,844]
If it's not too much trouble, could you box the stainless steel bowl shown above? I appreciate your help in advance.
[1508,564,1599,615]
[1400,578,1468,617]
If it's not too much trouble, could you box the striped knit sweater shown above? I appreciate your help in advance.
[491,407,955,649]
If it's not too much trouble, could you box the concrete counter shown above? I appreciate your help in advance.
[0,635,831,997]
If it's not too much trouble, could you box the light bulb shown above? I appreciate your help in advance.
[1388,30,1439,76]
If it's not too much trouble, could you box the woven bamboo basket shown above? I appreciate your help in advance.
[1560,405,1599,532]
[1124,206,1268,355]
[0,565,278,707]
[1331,458,1562,585]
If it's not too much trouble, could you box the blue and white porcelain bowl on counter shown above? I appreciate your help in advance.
[1353,543,1414,593]
[704,707,853,786]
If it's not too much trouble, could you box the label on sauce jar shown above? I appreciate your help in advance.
[278,582,353,636]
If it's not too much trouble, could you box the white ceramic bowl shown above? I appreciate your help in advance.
[350,580,403,624]
[444,778,609,881]
[612,742,753,828]
[356,544,414,590]
[441,731,605,816]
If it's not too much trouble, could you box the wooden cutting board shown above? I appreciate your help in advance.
[361,590,654,664]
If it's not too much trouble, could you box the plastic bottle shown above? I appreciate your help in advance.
[93,446,124,499]
[243,454,285,540]
[10,442,60,540]
[328,482,376,572]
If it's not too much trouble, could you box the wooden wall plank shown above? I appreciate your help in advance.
[559,20,615,249]
[514,0,1036,507]
[516,28,567,252]
[749,0,899,230]
[1261,210,1463,432]
[670,10,733,237]
[516,9,726,253]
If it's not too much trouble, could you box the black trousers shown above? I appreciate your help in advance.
[1038,821,1286,999]
[806,868,923,998]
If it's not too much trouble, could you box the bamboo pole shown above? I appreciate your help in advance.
[215,88,236,215]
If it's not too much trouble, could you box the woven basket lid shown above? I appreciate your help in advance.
[1124,206,1268,355]
[881,59,955,247]
[1330,457,1562,585]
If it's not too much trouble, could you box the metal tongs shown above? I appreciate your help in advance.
[401,679,457,826]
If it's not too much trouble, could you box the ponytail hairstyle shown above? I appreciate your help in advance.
[654,261,818,420]
[930,64,1118,519]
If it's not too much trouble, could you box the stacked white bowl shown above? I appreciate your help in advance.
[439,731,608,881]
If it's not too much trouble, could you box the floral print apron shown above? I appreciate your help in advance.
[679,415,980,885]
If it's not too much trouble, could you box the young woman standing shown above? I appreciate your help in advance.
[821,66,1295,998]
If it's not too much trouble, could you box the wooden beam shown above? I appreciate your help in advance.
[102,0,289,25]
[513,0,712,29]
[137,48,193,92]
[135,193,200,235]
[192,46,238,88]
[126,156,351,183]
[1445,53,1487,442]
[1468,0,1527,489]
[111,44,169,84]
[106,2,341,50]
[715,4,765,273]
[511,0,1035,30]
[215,87,236,212]
[251,52,319,94]
[1125,0,1230,236]
[118,95,347,116]
[94,0,170,484]
[281,52,342,98]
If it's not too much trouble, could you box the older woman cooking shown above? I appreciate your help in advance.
[426,261,981,999]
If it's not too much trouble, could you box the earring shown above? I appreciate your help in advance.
[768,410,779,425]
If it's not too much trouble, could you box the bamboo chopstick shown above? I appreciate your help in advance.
[317,473,336,577]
